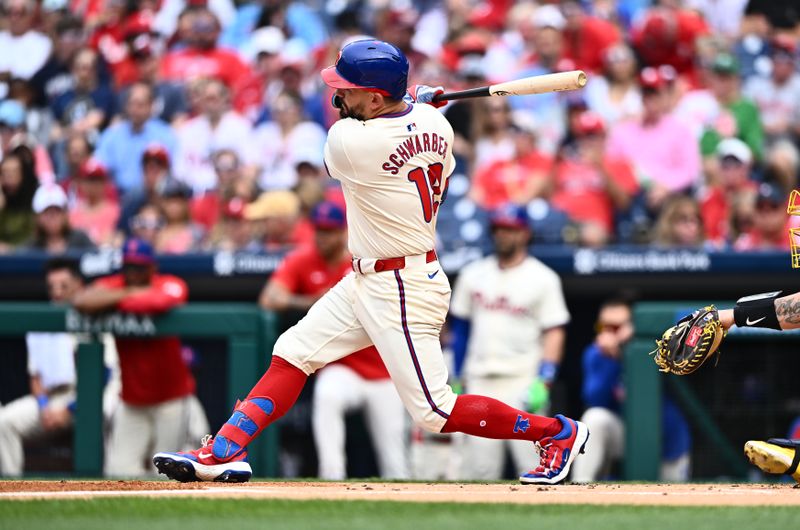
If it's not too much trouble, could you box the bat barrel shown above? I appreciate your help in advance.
[429,70,587,103]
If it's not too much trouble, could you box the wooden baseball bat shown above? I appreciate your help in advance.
[431,70,587,103]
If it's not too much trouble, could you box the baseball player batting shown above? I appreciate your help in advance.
[153,39,589,485]
[653,289,800,484]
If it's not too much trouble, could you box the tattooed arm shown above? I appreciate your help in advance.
[717,291,800,331]
[775,292,800,329]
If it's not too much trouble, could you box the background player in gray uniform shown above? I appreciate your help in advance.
[0,258,81,476]
[450,204,570,479]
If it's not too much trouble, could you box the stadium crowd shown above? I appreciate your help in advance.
[0,0,799,254]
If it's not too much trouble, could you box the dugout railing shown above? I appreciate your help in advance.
[0,303,279,477]
[627,301,800,480]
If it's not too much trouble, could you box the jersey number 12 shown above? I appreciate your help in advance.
[407,163,447,223]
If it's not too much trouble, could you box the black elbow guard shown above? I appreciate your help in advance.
[733,291,783,330]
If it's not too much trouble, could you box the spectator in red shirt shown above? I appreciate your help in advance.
[190,149,257,232]
[259,201,409,480]
[73,237,208,476]
[159,8,251,92]
[560,0,622,74]
[551,111,638,246]
[734,183,790,251]
[631,5,709,87]
[471,114,552,209]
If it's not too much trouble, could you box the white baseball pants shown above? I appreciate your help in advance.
[105,394,208,477]
[275,255,458,434]
[0,389,74,476]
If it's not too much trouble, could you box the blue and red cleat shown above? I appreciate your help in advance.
[153,435,252,483]
[519,414,590,485]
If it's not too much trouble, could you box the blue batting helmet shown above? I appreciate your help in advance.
[321,39,409,100]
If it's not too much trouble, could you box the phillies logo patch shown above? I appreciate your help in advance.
[513,415,530,434]
[686,326,702,347]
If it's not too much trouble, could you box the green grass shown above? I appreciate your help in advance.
[1,498,798,530]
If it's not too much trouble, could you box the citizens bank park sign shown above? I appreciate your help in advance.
[573,249,712,275]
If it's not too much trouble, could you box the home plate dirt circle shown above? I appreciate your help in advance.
[0,481,798,505]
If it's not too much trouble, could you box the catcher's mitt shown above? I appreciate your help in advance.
[651,305,727,375]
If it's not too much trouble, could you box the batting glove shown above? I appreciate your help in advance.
[405,84,446,108]
[524,379,550,415]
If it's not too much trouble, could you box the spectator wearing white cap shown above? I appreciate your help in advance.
[22,183,94,253]
[699,138,758,245]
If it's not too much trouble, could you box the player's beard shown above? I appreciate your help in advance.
[339,101,367,121]
[494,241,522,261]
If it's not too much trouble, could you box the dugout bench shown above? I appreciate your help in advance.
[627,301,800,480]
[0,303,279,477]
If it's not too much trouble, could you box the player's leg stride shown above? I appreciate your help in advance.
[744,438,800,485]
[154,359,588,485]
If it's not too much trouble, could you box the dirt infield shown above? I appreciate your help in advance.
[0,480,798,506]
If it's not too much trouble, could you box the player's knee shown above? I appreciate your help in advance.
[271,333,310,373]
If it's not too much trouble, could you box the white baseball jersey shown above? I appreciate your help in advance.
[324,103,456,258]
[450,256,570,378]
[26,332,77,390]
[276,101,459,435]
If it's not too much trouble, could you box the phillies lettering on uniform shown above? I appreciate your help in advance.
[471,292,531,317]
[382,132,450,174]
